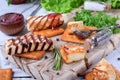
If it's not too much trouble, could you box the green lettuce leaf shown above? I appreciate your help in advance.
[41,0,84,13]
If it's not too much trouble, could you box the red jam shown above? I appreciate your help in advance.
[0,13,24,35]
[0,13,23,25]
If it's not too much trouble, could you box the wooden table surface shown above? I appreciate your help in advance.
[0,0,120,80]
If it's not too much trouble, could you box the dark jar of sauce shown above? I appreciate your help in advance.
[0,13,24,35]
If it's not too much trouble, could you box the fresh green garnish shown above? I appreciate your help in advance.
[7,0,12,5]
[74,10,119,34]
[111,0,120,9]
[53,47,62,70]
[41,0,84,13]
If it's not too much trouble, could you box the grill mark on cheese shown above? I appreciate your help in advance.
[34,42,39,51]
[27,16,33,22]
[41,42,46,50]
[51,14,59,29]
[46,42,53,51]
[34,35,40,51]
[42,16,48,29]
[34,16,42,31]
[50,14,57,30]
[24,35,29,44]
[18,37,23,45]
[18,37,25,54]
[45,36,49,43]
[11,39,15,45]
[40,15,47,30]
[63,46,69,55]
[28,42,32,52]
[28,17,36,28]
[31,34,36,43]
[44,15,50,29]
[38,35,42,42]
[57,16,60,28]
[15,46,18,54]
[47,14,55,29]
[29,16,41,29]
[8,48,11,55]
[35,15,46,30]
[34,17,42,31]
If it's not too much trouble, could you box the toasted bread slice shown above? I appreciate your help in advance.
[60,45,86,64]
[33,27,64,37]
[85,59,119,80]
[0,68,12,80]
[61,21,97,44]
[14,50,45,60]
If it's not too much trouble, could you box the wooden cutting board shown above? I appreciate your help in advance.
[1,34,120,80]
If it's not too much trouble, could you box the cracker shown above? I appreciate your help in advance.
[0,68,12,80]
[14,50,45,60]
[85,71,94,80]
[33,27,64,37]
[61,26,97,44]
[111,65,120,80]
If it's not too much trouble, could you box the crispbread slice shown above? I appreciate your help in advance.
[0,68,12,80]
[85,71,94,80]
[14,50,45,60]
[33,27,64,37]
[112,65,120,80]
[61,25,97,44]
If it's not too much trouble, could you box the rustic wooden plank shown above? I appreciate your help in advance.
[6,34,120,80]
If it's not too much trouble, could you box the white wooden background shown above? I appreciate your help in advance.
[0,0,120,80]
[0,0,41,80]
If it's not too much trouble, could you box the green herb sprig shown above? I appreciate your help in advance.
[52,47,62,70]
[74,10,120,34]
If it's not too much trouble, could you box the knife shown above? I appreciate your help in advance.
[30,0,41,16]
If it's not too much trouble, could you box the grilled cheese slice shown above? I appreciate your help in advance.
[27,13,64,32]
[66,21,84,34]
[60,45,86,64]
[85,59,120,80]
[5,33,54,55]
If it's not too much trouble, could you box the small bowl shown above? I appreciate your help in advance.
[11,0,27,4]
[0,13,24,35]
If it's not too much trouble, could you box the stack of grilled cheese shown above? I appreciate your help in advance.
[27,13,64,37]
